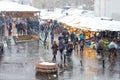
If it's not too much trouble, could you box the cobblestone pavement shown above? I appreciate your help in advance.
[0,35,120,80]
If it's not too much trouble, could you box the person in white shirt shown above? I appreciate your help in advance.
[108,39,117,50]
[108,39,117,62]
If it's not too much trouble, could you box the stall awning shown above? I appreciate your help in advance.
[0,1,40,18]
[0,1,39,12]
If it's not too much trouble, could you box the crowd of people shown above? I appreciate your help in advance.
[39,20,87,63]
[1,17,120,70]
[0,17,40,37]
[39,20,120,70]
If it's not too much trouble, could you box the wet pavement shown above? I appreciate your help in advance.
[0,38,120,80]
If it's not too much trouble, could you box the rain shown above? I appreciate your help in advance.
[0,0,120,80]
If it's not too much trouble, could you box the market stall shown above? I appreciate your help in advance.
[14,34,39,43]
[0,1,40,17]
[0,1,40,42]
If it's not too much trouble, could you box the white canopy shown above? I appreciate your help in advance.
[58,15,120,31]
[40,8,120,31]
[40,9,65,20]
[0,1,39,12]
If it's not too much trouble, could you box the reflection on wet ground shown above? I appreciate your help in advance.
[0,41,120,80]
[35,72,58,80]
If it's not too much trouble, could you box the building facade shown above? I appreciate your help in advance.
[94,0,120,21]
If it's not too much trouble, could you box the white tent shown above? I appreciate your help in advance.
[0,1,40,18]
[0,1,39,12]
[58,15,76,24]
[58,15,120,31]
[106,21,120,31]
[40,9,65,20]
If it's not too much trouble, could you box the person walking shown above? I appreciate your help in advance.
[58,42,65,61]
[79,40,84,54]
[97,38,104,57]
[70,32,75,42]
[51,41,58,62]
[8,22,12,36]
[50,30,54,44]
[73,34,78,52]
[66,41,73,57]
[58,33,64,43]
[44,28,48,43]
[79,33,85,42]
[108,39,117,70]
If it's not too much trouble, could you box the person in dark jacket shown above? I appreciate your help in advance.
[8,22,12,35]
[44,28,48,43]
[50,30,54,44]
[51,41,58,62]
[70,32,75,42]
[59,42,65,60]
[66,41,73,57]
[79,40,84,53]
